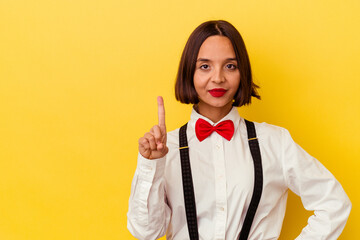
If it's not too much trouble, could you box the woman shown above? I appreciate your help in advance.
[127,20,351,240]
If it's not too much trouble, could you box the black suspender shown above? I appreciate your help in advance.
[240,120,264,240]
[179,123,199,240]
[178,120,263,240]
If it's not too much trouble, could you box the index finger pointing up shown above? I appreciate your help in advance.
[157,96,166,128]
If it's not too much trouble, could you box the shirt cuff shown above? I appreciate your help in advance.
[137,153,166,183]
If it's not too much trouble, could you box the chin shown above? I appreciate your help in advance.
[206,99,233,109]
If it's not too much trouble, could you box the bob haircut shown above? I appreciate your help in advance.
[175,20,260,107]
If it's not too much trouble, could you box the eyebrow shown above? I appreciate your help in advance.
[196,58,237,62]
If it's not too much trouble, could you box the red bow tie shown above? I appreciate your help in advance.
[195,118,234,142]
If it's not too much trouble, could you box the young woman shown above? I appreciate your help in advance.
[127,20,351,240]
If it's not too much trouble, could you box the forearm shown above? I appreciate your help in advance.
[127,154,171,240]
[294,179,351,239]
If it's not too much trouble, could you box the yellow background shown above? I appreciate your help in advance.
[0,0,358,239]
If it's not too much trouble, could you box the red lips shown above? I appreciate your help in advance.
[208,88,227,97]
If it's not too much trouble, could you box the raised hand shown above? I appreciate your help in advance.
[138,96,168,159]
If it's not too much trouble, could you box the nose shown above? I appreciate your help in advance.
[211,67,225,83]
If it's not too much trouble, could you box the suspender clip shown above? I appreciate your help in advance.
[179,146,189,150]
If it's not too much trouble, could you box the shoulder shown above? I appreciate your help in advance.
[249,120,290,143]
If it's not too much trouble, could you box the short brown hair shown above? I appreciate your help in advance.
[175,20,260,106]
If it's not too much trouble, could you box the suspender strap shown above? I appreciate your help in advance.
[179,120,263,240]
[239,120,264,240]
[179,123,199,240]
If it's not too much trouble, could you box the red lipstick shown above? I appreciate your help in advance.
[208,88,227,97]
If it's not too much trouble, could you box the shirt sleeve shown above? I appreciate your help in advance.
[281,128,352,240]
[127,153,171,240]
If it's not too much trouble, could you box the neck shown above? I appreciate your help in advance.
[195,102,233,123]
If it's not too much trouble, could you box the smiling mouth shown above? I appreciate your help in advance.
[208,88,227,97]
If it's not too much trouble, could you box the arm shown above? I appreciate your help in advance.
[281,129,351,239]
[127,154,171,239]
[127,96,171,239]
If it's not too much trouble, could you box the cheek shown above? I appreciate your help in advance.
[228,74,240,88]
[229,75,241,97]
[193,73,205,91]
[193,83,204,98]
[192,78,200,97]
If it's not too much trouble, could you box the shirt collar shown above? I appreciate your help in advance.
[189,106,241,132]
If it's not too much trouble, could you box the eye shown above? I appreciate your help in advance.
[200,64,210,70]
[226,64,237,70]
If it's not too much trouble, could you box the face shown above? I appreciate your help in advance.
[193,36,240,113]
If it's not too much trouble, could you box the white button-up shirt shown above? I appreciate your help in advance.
[127,107,351,240]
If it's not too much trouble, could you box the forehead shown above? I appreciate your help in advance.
[197,36,236,58]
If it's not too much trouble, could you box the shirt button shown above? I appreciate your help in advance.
[216,144,220,149]
[219,206,224,211]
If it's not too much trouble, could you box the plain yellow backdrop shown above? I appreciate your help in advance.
[0,0,358,239]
